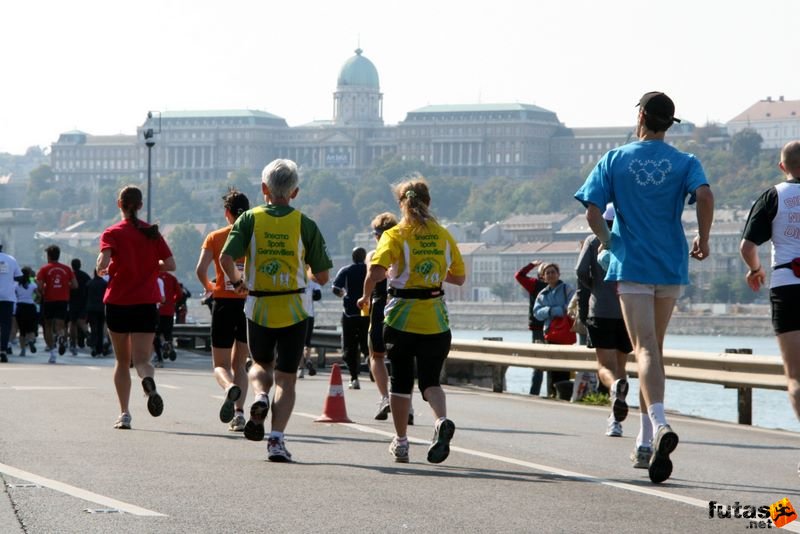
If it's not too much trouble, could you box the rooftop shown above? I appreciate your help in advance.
[728,97,800,123]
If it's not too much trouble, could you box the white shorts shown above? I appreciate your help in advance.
[617,282,683,299]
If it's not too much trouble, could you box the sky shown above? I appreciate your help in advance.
[1,0,798,155]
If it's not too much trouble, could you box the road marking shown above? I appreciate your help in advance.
[0,462,165,517]
[297,412,800,532]
[10,387,95,391]
[157,384,181,390]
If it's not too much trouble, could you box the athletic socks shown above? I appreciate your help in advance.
[647,402,668,430]
[636,411,653,448]
[269,430,284,440]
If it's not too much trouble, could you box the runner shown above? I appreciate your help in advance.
[196,188,251,432]
[67,258,91,355]
[97,185,176,430]
[153,270,180,366]
[220,159,332,461]
[14,267,38,358]
[0,243,24,362]
[364,212,414,424]
[332,247,370,389]
[298,279,321,379]
[36,245,77,363]
[358,176,466,464]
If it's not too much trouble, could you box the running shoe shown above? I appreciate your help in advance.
[390,437,409,463]
[611,378,629,422]
[244,400,269,442]
[229,414,246,432]
[113,413,132,430]
[141,376,164,417]
[219,384,241,423]
[349,378,360,390]
[306,359,316,376]
[19,346,26,357]
[606,418,623,437]
[297,366,305,379]
[48,351,57,364]
[57,335,67,356]
[267,438,293,462]
[28,341,36,353]
[0,352,6,363]
[630,445,652,469]
[649,425,679,484]
[69,345,78,356]
[408,410,415,426]
[427,418,455,464]
[167,344,176,361]
[374,397,391,420]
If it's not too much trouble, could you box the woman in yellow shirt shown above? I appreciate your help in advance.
[359,176,466,464]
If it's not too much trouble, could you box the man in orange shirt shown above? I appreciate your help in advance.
[36,245,77,363]
[196,189,251,432]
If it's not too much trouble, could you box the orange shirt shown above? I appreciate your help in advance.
[202,226,245,299]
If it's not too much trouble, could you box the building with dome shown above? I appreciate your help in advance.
[50,48,694,187]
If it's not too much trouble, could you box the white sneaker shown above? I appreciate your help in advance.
[48,351,57,364]
[267,438,292,462]
[349,378,360,390]
[228,414,246,432]
[611,378,629,422]
[389,437,409,463]
[606,418,623,437]
[631,445,652,469]
[374,397,390,420]
[298,366,305,379]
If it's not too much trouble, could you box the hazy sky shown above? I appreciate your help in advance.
[1,1,796,154]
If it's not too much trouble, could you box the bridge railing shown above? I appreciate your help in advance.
[172,324,784,425]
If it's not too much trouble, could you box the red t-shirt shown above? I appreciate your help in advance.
[158,272,180,317]
[100,219,173,305]
[36,262,75,302]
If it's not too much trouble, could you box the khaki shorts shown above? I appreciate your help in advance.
[617,282,683,299]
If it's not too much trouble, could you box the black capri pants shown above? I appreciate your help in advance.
[771,284,800,334]
[384,325,451,399]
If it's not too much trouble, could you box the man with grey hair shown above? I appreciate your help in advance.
[220,159,332,462]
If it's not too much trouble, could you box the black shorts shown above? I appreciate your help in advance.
[771,284,800,334]
[68,304,87,321]
[384,325,451,398]
[304,316,315,347]
[211,298,247,348]
[42,301,68,321]
[105,304,158,334]
[368,297,387,354]
[247,319,307,373]
[585,317,633,353]
[15,303,38,336]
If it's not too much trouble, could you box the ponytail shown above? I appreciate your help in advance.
[119,185,160,240]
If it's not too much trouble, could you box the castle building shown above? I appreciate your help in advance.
[52,48,686,187]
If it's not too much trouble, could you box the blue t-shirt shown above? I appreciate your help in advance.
[574,140,709,285]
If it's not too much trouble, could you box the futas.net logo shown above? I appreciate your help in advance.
[708,498,798,529]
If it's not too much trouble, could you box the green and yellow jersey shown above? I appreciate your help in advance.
[222,204,332,328]
[371,220,465,334]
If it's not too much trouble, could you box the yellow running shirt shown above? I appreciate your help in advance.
[371,221,465,334]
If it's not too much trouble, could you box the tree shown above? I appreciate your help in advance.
[25,164,54,207]
[490,282,515,302]
[731,128,763,163]
[165,223,204,283]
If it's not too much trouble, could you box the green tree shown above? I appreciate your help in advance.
[165,223,204,282]
[490,282,515,302]
[731,128,763,163]
[26,164,54,207]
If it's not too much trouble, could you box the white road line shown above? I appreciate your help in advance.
[157,384,181,390]
[0,462,166,517]
[296,412,800,533]
[11,387,95,391]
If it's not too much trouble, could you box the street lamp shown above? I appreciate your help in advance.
[143,111,161,222]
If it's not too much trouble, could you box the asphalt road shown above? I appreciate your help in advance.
[1,346,799,533]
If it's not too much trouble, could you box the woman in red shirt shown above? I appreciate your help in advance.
[96,186,176,430]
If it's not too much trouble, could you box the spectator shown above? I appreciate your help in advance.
[532,262,575,397]
[514,260,547,395]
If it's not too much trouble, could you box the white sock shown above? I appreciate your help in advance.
[395,435,408,442]
[269,430,284,440]
[256,393,269,404]
[647,402,668,429]
[636,411,653,448]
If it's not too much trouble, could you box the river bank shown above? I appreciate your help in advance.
[310,301,773,336]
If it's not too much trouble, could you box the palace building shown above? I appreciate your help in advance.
[51,48,694,187]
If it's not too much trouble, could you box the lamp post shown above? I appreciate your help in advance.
[143,111,160,222]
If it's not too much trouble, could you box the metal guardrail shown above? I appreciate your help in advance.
[171,324,784,425]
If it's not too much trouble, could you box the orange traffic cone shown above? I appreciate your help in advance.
[315,363,353,423]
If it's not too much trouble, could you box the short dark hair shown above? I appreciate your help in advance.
[222,188,250,217]
[71,258,81,270]
[46,245,60,261]
[352,247,367,263]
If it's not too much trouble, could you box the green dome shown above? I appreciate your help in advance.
[337,48,380,89]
